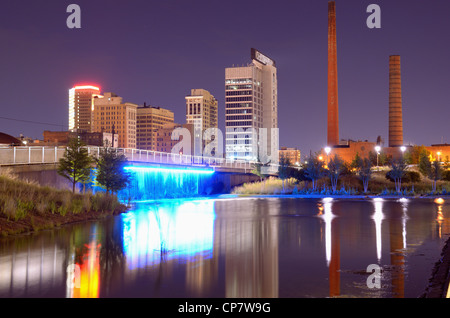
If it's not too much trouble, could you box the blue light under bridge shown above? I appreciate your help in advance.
[119,165,215,201]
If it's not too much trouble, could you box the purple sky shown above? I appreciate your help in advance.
[0,0,449,156]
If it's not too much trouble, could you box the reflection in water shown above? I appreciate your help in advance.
[0,237,65,297]
[373,198,384,263]
[320,198,335,267]
[1,197,450,298]
[435,198,445,239]
[67,224,102,298]
[318,197,340,297]
[217,198,279,298]
[122,200,215,269]
[399,198,409,249]
[121,199,217,295]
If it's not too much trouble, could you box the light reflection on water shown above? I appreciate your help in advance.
[0,197,450,298]
[122,200,215,270]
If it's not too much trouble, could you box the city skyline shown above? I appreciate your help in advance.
[1,1,450,156]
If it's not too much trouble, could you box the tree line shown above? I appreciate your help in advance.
[274,145,450,194]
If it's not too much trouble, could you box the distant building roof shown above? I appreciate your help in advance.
[0,132,22,146]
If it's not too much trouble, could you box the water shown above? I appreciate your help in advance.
[1,196,449,298]
[119,166,215,201]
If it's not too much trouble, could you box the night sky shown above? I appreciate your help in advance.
[0,0,449,156]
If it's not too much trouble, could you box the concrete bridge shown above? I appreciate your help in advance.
[0,146,275,193]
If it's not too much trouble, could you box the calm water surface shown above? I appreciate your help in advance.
[1,196,450,298]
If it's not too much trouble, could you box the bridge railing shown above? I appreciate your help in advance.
[0,146,278,172]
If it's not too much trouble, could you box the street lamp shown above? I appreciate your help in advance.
[324,147,331,165]
[437,151,441,162]
[375,145,381,170]
[400,146,406,160]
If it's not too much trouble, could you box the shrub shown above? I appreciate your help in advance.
[442,170,450,181]
[386,170,421,183]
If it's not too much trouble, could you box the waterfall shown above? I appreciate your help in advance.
[119,166,215,201]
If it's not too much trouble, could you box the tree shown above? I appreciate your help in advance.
[429,160,442,193]
[356,158,372,193]
[419,150,432,177]
[409,145,429,165]
[278,156,290,193]
[95,147,132,194]
[57,138,93,193]
[304,155,324,191]
[326,155,345,192]
[387,158,407,193]
[350,153,362,170]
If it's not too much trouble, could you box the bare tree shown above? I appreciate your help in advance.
[304,155,324,191]
[388,158,407,193]
[356,158,372,193]
[429,160,442,193]
[326,155,345,193]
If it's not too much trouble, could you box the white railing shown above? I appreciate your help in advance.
[0,146,278,172]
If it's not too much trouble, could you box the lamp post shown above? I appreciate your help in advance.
[375,145,381,170]
[400,146,406,161]
[325,147,331,166]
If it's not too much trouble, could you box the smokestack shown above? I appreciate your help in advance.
[327,1,339,146]
[389,55,403,147]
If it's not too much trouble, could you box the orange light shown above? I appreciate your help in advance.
[72,242,101,298]
[318,156,323,161]
[435,198,445,205]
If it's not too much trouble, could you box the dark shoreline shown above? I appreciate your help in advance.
[421,235,450,298]
[0,206,128,238]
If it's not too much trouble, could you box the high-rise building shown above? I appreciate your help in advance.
[225,48,278,161]
[389,55,403,147]
[327,1,339,147]
[155,122,194,154]
[92,92,137,149]
[186,89,218,156]
[68,85,101,132]
[137,104,174,151]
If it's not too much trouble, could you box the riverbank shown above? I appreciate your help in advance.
[0,174,128,237]
[421,235,450,298]
[229,193,449,201]
[0,206,127,237]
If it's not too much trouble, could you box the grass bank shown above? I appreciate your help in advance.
[0,171,128,237]
[232,170,450,197]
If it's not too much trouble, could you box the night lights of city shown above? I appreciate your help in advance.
[1,0,450,308]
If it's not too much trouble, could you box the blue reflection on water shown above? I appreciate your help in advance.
[121,199,216,270]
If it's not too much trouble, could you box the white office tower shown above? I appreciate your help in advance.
[225,48,279,165]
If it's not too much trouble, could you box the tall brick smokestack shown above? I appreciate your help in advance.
[389,55,403,147]
[327,1,339,147]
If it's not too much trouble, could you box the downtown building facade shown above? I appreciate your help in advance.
[225,48,279,161]
[185,89,218,156]
[92,92,137,149]
[68,85,102,133]
[137,104,174,151]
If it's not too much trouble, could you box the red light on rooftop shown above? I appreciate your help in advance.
[73,85,100,91]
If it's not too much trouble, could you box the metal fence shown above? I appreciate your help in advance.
[0,146,278,172]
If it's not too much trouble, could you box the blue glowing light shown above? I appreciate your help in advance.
[119,165,215,201]
[121,200,216,270]
[124,166,215,174]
